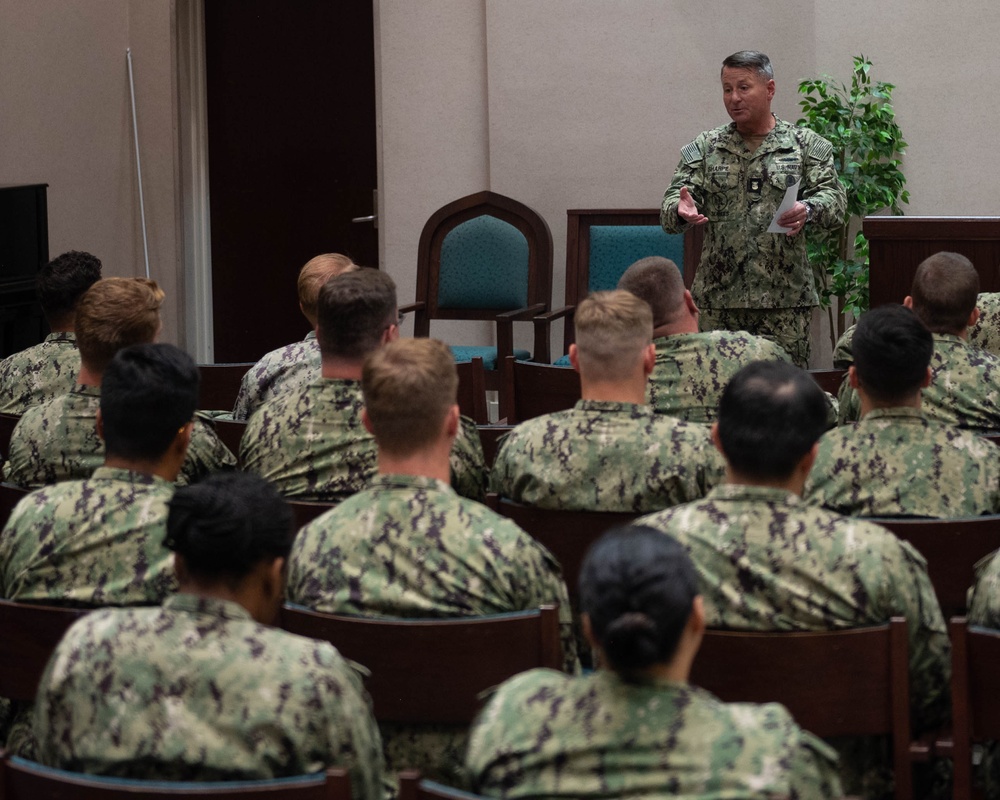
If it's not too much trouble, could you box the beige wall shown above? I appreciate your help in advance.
[0,0,183,345]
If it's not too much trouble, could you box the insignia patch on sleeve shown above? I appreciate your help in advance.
[681,141,703,164]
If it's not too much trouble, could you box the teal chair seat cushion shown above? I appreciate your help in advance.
[552,354,572,367]
[450,346,530,370]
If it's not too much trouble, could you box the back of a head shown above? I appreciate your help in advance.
[316,268,397,360]
[362,337,457,458]
[617,257,685,329]
[76,278,165,373]
[910,251,979,334]
[852,305,933,403]
[574,290,653,383]
[580,525,699,680]
[297,253,357,324]
[101,343,200,462]
[37,251,103,325]
[718,361,828,480]
[165,471,293,587]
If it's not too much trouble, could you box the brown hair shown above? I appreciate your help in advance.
[76,278,164,373]
[317,269,397,360]
[362,338,457,457]
[297,253,357,325]
[910,252,979,334]
[617,257,686,329]
[574,290,653,382]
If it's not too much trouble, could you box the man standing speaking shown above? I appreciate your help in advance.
[661,51,846,367]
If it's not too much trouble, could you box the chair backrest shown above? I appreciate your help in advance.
[279,605,562,725]
[494,497,639,613]
[414,191,552,328]
[198,363,254,412]
[869,515,1000,619]
[397,771,487,800]
[287,499,337,531]
[211,419,246,464]
[0,754,350,799]
[0,482,30,532]
[499,356,581,424]
[807,367,847,396]
[948,617,1000,800]
[0,599,91,701]
[476,425,513,468]
[0,413,19,462]
[455,357,489,424]
[691,618,912,800]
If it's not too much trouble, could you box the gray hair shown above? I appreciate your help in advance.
[722,51,773,79]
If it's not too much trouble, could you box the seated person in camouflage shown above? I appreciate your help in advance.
[242,268,486,502]
[838,252,1000,432]
[286,337,576,784]
[232,252,356,420]
[466,525,843,800]
[617,255,792,422]
[34,471,386,799]
[806,305,1000,518]
[636,360,949,797]
[3,278,236,489]
[0,250,101,414]
[490,290,723,512]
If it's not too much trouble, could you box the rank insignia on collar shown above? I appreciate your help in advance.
[747,177,762,195]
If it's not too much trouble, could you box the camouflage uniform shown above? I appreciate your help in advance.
[638,485,949,797]
[661,118,846,367]
[648,331,792,422]
[838,333,1000,432]
[232,332,320,421]
[2,385,235,489]
[970,293,1000,356]
[805,407,1000,518]
[34,594,386,800]
[0,332,81,415]
[965,554,1000,800]
[489,399,724,512]
[241,378,486,502]
[286,473,577,784]
[466,669,843,800]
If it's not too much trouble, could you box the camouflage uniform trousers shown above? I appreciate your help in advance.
[699,306,812,368]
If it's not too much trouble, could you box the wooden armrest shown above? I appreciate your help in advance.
[495,303,548,323]
[495,304,547,362]
[533,305,575,323]
[398,301,425,314]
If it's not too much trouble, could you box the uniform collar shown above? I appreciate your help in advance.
[163,593,254,622]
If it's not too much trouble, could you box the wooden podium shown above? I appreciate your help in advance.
[864,216,1000,308]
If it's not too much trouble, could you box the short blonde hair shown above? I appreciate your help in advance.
[76,278,165,373]
[297,253,357,324]
[574,290,653,382]
[362,338,458,457]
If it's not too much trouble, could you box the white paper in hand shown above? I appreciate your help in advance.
[767,177,802,233]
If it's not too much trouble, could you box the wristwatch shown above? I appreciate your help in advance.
[804,202,814,223]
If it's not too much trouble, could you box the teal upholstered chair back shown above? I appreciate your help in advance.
[586,225,685,292]
[438,215,530,309]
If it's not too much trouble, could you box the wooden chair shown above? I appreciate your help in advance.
[534,209,704,360]
[943,617,1000,800]
[0,413,20,462]
[869,515,1000,619]
[808,367,847,395]
[398,771,486,800]
[476,425,513,469]
[400,191,554,386]
[0,482,30,532]
[279,604,562,724]
[211,419,247,464]
[494,497,638,612]
[287,499,337,531]
[0,754,350,799]
[690,618,915,800]
[0,599,91,702]
[499,356,581,424]
[454,357,489,424]
[198,363,254,412]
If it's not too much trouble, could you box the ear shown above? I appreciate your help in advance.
[568,343,581,374]
[710,422,724,456]
[173,421,194,458]
[684,289,699,317]
[265,556,286,599]
[95,408,105,442]
[921,366,932,389]
[361,407,375,435]
[766,78,775,100]
[443,404,460,439]
[969,306,981,329]
[798,441,819,479]
[689,595,706,636]
[903,295,914,310]
[848,365,860,389]
[642,343,656,377]
[581,613,598,651]
[173,553,189,585]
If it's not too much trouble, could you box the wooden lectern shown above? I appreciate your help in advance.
[864,216,1000,308]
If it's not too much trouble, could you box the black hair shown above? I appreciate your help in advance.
[165,472,293,586]
[316,268,397,359]
[852,305,933,402]
[717,360,828,480]
[580,525,699,680]
[100,343,199,461]
[37,250,102,321]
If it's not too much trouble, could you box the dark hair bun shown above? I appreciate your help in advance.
[603,612,661,671]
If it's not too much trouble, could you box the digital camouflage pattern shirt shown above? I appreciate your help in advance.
[286,473,577,784]
[240,378,487,503]
[805,407,1000,518]
[466,668,842,800]
[2,385,237,489]
[489,400,724,512]
[970,292,1000,355]
[648,332,792,422]
[661,118,846,310]
[0,332,80,415]
[231,332,320,421]
[34,594,387,800]
[0,466,176,605]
